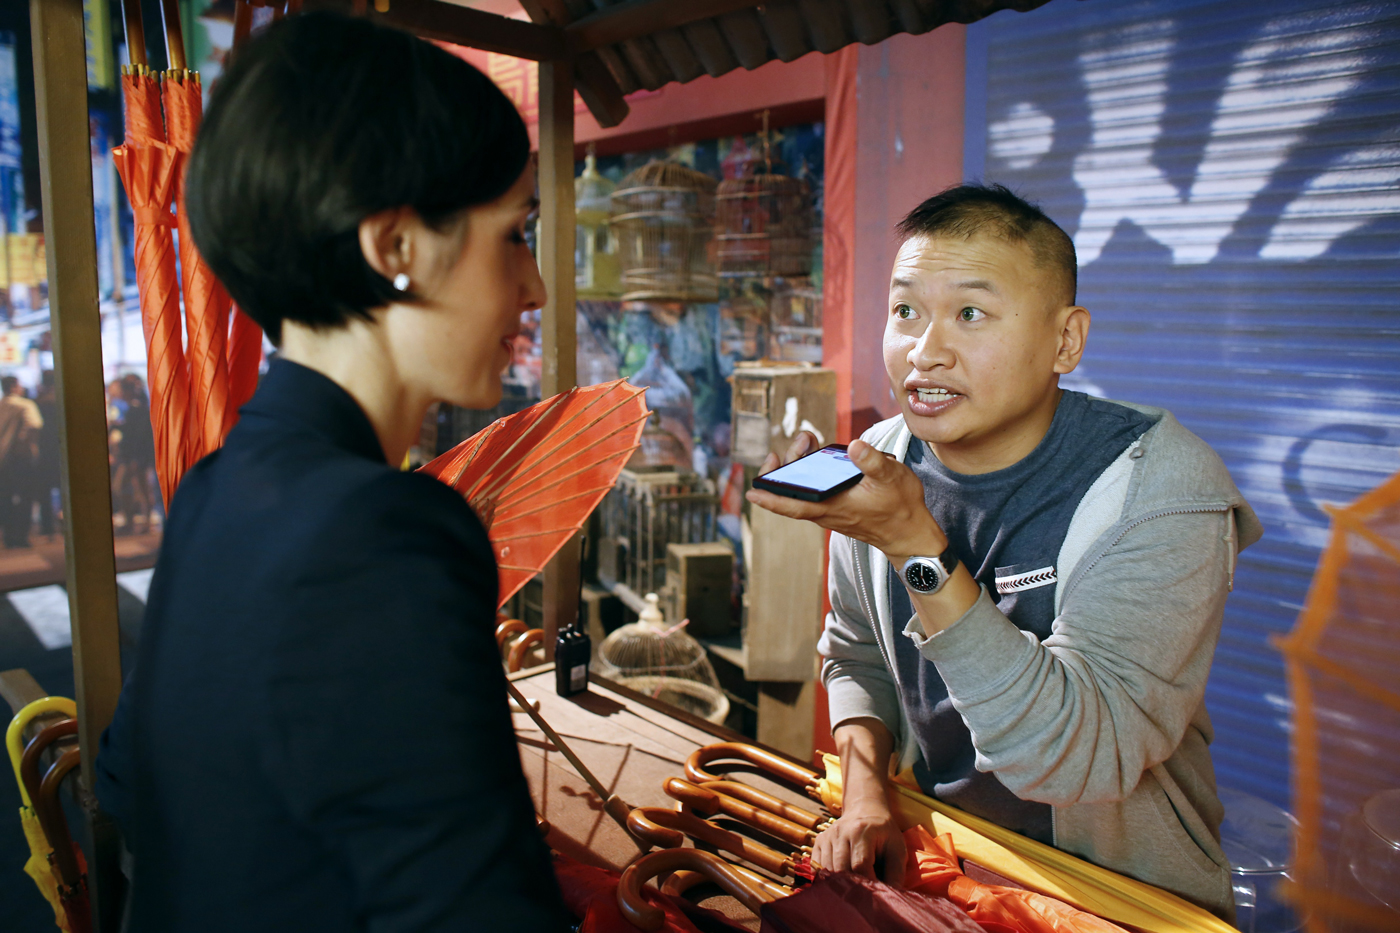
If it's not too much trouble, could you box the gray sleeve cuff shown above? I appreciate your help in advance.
[911,585,1040,703]
[823,671,902,736]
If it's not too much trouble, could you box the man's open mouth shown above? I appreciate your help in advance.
[914,387,960,402]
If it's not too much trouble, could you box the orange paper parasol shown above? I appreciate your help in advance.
[113,66,188,509]
[163,71,233,464]
[1274,469,1400,932]
[419,380,649,606]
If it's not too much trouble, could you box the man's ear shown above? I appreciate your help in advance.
[357,207,415,284]
[1052,305,1090,374]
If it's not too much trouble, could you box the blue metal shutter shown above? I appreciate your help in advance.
[966,0,1400,814]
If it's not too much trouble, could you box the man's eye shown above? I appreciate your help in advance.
[894,303,915,320]
[959,307,985,322]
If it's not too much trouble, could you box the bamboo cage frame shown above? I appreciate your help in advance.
[28,1,1036,927]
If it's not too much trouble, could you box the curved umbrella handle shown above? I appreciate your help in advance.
[495,618,528,651]
[684,742,821,797]
[661,861,793,902]
[20,717,77,817]
[618,847,779,931]
[507,629,545,673]
[664,778,815,846]
[697,780,829,830]
[36,745,85,893]
[6,696,77,809]
[626,806,795,877]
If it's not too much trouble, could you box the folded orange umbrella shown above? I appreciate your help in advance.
[225,306,264,431]
[163,71,232,465]
[113,65,188,509]
[903,826,1129,933]
[419,380,649,606]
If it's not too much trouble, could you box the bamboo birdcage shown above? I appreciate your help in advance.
[597,467,719,600]
[610,161,718,303]
[715,172,813,279]
[575,152,621,299]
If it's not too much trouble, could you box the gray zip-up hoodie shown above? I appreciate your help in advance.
[818,401,1262,919]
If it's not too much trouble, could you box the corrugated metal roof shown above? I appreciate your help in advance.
[556,0,1058,95]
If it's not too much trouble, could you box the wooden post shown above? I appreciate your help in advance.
[31,0,127,926]
[537,57,578,660]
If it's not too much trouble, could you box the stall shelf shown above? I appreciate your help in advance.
[28,1,1053,927]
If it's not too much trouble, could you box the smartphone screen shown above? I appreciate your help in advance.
[754,444,863,500]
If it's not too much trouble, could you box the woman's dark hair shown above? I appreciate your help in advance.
[187,11,530,344]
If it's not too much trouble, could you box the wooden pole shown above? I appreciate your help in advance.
[537,58,578,661]
[31,0,126,926]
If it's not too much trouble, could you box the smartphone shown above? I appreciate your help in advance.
[752,444,863,502]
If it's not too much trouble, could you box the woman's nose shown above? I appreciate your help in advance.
[522,251,547,312]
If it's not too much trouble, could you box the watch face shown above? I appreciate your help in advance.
[906,560,942,592]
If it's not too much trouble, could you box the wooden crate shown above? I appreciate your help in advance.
[742,503,824,682]
[730,363,838,467]
[661,541,735,638]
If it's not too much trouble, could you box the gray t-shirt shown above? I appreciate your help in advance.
[889,390,1153,842]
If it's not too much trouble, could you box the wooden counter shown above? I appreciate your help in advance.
[508,665,825,929]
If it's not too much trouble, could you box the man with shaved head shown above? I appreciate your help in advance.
[748,184,1260,918]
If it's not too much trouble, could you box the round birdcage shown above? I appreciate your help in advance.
[610,161,718,303]
[715,172,813,279]
[576,152,621,299]
[596,593,727,723]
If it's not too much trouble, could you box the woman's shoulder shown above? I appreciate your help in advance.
[328,468,490,555]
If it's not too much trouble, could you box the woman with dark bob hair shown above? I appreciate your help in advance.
[95,12,571,931]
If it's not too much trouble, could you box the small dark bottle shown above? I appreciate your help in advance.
[555,623,591,698]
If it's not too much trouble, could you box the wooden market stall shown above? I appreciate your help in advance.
[19,0,1057,928]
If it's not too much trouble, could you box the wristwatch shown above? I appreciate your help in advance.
[901,546,960,595]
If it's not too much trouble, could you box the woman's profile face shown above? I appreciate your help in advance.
[390,165,545,410]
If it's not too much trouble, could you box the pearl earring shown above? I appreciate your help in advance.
[392,272,410,292]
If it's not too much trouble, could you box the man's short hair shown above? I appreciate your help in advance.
[187,11,530,344]
[1,376,18,395]
[896,184,1078,305]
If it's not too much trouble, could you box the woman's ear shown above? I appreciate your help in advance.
[357,207,415,284]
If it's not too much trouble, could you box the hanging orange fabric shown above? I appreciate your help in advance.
[903,826,1129,933]
[113,67,188,509]
[162,72,232,464]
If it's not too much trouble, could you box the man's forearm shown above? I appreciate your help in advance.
[833,717,895,810]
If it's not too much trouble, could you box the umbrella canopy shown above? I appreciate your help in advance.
[419,379,649,607]
[163,71,232,464]
[113,65,187,509]
[1275,469,1400,932]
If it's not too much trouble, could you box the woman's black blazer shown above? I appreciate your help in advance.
[97,360,569,932]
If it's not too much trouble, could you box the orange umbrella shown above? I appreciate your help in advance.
[225,307,264,431]
[113,64,188,509]
[419,379,649,606]
[163,71,232,463]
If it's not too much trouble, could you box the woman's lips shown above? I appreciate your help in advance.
[906,390,963,417]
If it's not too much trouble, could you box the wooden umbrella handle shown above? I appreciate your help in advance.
[618,848,778,932]
[495,618,528,650]
[698,780,828,830]
[36,746,85,892]
[684,742,821,794]
[20,717,77,817]
[625,806,793,877]
[663,778,815,847]
[661,862,793,902]
[506,629,545,673]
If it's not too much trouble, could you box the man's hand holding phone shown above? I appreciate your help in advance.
[746,432,948,564]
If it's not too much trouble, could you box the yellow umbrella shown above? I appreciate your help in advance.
[817,753,1235,933]
[6,696,78,933]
